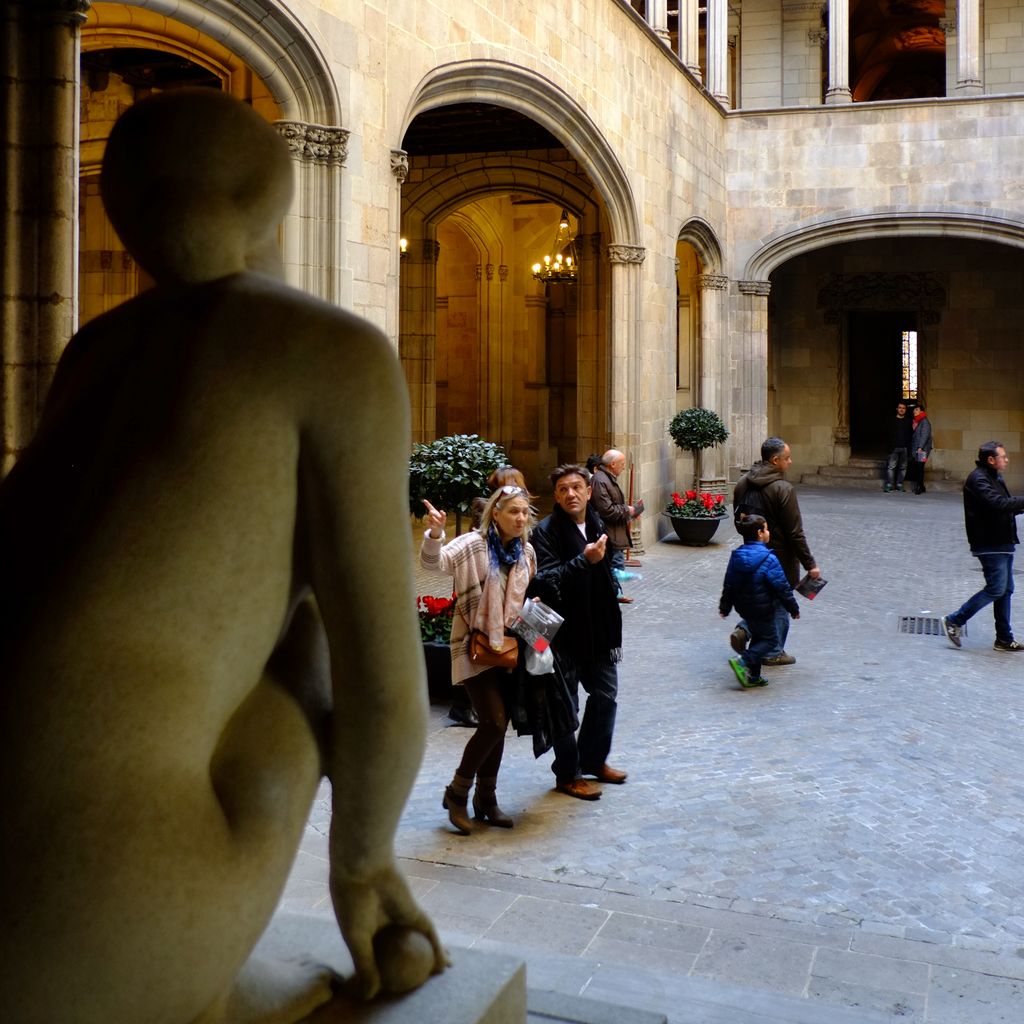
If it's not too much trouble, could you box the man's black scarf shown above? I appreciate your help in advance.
[545,503,622,668]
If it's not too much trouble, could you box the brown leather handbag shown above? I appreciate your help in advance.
[469,630,518,670]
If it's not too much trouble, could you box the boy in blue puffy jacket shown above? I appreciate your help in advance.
[719,514,799,688]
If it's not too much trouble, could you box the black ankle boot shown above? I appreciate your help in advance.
[472,791,514,828]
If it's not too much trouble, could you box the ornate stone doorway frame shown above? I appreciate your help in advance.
[818,271,946,464]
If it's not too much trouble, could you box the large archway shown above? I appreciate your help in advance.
[396,67,641,489]
[767,233,1024,489]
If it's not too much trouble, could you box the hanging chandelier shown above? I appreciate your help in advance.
[531,208,579,283]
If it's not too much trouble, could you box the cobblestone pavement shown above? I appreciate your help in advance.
[283,489,1024,1023]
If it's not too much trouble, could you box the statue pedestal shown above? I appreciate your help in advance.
[253,911,526,1023]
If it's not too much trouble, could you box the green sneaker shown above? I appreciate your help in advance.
[748,676,770,687]
[729,656,753,688]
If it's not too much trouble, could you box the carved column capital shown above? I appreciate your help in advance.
[390,149,409,183]
[30,0,91,24]
[607,244,646,265]
[738,279,771,297]
[808,27,827,45]
[274,121,349,166]
[423,240,441,263]
[698,273,729,291]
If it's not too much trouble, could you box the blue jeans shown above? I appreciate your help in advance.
[948,552,1015,642]
[552,660,618,782]
[739,601,789,658]
[885,448,909,488]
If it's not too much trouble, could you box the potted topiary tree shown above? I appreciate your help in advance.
[408,433,509,534]
[668,407,729,489]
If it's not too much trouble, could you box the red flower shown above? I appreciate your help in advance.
[685,490,697,500]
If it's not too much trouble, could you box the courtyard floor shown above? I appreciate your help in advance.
[281,487,1024,1023]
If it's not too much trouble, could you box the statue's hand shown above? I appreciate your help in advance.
[332,864,448,1000]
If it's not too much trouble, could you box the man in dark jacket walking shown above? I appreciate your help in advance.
[942,442,1024,651]
[732,437,820,665]
[530,465,627,800]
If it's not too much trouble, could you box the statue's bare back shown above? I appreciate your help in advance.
[0,91,445,1024]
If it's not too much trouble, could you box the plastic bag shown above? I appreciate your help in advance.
[524,645,555,676]
[509,598,564,653]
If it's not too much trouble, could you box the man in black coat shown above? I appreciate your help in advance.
[942,441,1024,651]
[530,465,627,800]
[884,401,914,492]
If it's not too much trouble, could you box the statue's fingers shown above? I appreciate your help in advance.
[345,928,381,1001]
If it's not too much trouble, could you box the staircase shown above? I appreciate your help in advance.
[800,457,960,492]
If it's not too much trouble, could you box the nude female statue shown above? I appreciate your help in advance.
[0,89,445,1023]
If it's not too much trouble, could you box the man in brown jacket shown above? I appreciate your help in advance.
[589,450,638,602]
[731,437,821,665]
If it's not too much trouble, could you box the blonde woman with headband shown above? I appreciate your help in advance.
[420,483,536,833]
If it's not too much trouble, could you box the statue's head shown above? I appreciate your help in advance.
[101,89,293,285]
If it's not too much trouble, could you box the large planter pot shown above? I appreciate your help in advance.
[663,513,726,546]
[422,640,454,702]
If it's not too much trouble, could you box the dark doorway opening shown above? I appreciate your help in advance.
[848,310,917,457]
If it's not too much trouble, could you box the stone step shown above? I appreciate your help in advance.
[801,461,960,492]
[528,988,666,1024]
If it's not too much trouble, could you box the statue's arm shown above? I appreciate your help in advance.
[296,316,445,997]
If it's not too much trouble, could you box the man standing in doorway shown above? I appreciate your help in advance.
[884,401,914,492]
[731,438,821,666]
[589,449,639,603]
[531,465,627,800]
[942,442,1024,652]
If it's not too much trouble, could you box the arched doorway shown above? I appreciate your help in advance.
[397,62,642,489]
[398,102,610,485]
[80,4,283,325]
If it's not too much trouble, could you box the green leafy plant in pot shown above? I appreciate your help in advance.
[668,407,729,489]
[408,433,509,534]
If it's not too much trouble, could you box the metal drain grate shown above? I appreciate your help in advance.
[897,615,966,637]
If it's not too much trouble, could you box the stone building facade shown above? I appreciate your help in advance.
[4,0,1024,544]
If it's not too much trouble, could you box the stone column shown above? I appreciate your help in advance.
[607,243,645,541]
[273,121,349,304]
[732,281,771,473]
[399,237,440,444]
[825,0,852,104]
[574,230,602,455]
[955,0,982,94]
[679,0,702,78]
[522,292,557,480]
[2,0,90,474]
[388,149,410,346]
[649,0,671,45]
[698,273,729,485]
[707,0,731,104]
[829,311,851,465]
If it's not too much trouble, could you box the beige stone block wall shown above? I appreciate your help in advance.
[985,0,1024,91]
[769,239,1024,489]
[725,96,1024,281]
[740,0,784,107]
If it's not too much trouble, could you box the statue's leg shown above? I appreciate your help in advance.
[198,598,336,1024]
